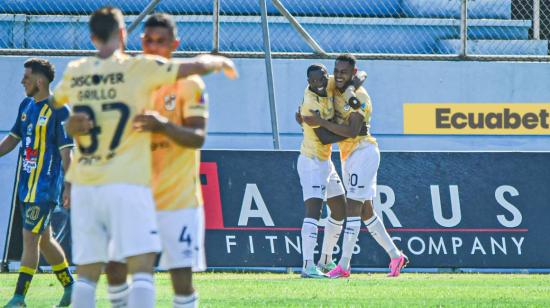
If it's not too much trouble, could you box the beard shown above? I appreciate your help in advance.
[25,85,38,97]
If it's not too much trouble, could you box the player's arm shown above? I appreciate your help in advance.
[313,127,348,145]
[304,111,364,138]
[133,113,206,148]
[0,135,19,157]
[56,106,74,208]
[1,106,24,157]
[176,54,238,80]
[65,113,93,137]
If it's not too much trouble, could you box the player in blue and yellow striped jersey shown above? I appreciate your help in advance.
[0,58,74,307]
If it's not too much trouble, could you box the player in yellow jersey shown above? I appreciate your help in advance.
[51,7,237,308]
[303,54,407,279]
[297,64,347,278]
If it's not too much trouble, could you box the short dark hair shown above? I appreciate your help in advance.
[24,58,55,83]
[144,13,178,38]
[89,6,124,43]
[336,53,356,68]
[307,63,327,77]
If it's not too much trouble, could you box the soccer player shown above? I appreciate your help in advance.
[297,64,347,278]
[297,64,369,278]
[302,54,408,278]
[50,7,236,308]
[0,58,74,307]
[67,13,211,307]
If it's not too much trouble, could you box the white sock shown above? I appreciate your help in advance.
[128,273,155,308]
[108,282,129,308]
[173,292,199,308]
[364,215,400,259]
[319,217,343,266]
[301,218,318,269]
[338,217,361,270]
[71,278,97,308]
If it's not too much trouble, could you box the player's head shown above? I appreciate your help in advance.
[89,6,126,50]
[334,53,357,91]
[141,13,179,59]
[307,64,329,96]
[22,58,55,97]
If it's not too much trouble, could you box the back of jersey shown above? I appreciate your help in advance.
[53,51,178,186]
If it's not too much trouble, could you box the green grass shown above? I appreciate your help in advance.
[1,272,550,307]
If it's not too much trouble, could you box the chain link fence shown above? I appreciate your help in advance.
[0,0,548,59]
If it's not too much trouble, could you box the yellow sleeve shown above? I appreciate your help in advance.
[179,76,209,119]
[354,87,372,117]
[301,91,321,128]
[135,55,179,92]
[52,66,72,108]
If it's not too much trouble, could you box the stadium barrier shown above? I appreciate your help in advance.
[0,0,549,58]
[3,150,547,270]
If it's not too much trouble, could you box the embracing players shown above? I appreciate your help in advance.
[51,6,236,307]
[302,54,408,278]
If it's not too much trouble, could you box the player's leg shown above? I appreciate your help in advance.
[355,143,408,276]
[70,184,109,308]
[326,150,364,278]
[39,224,74,307]
[318,163,346,272]
[4,202,49,307]
[296,155,330,278]
[72,263,103,308]
[158,207,206,308]
[105,262,129,308]
[109,184,161,308]
[169,268,198,308]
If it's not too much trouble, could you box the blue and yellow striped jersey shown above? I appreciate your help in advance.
[9,97,73,205]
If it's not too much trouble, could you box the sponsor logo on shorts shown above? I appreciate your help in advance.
[26,206,40,221]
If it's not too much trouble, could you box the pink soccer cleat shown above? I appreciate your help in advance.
[326,265,350,279]
[387,253,409,277]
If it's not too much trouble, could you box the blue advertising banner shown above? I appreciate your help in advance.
[201,151,548,269]
[4,150,547,269]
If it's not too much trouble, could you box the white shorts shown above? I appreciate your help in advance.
[71,184,161,265]
[342,142,380,201]
[157,207,206,272]
[297,154,345,201]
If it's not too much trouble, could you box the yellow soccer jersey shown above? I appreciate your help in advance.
[150,76,208,211]
[300,87,334,161]
[328,78,377,161]
[53,51,179,186]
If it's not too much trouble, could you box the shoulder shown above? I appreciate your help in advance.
[178,75,205,90]
[134,54,170,66]
[66,57,90,71]
[52,104,71,119]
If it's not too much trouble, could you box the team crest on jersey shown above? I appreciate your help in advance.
[164,95,176,111]
[21,113,27,121]
[344,104,351,111]
[26,124,33,136]
[38,115,48,126]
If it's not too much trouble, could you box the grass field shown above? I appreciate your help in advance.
[1,272,550,307]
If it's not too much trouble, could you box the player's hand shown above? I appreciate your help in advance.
[197,54,238,79]
[66,113,93,137]
[295,106,303,126]
[302,110,322,126]
[221,58,238,79]
[352,70,367,89]
[133,111,168,132]
[62,181,71,209]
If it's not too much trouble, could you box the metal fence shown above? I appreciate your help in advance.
[0,0,549,60]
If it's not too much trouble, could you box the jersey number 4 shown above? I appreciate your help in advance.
[73,102,130,155]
